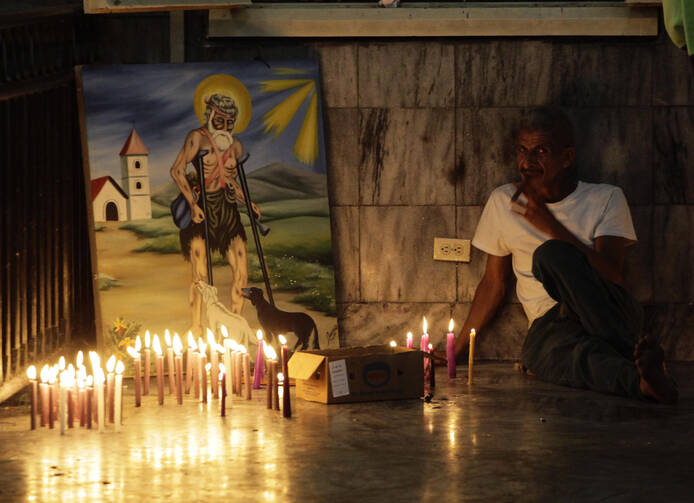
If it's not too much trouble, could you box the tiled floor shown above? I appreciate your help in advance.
[0,363,692,502]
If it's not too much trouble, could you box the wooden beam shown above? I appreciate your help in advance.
[208,3,659,38]
[84,0,249,15]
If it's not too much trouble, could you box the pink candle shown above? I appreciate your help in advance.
[207,330,219,398]
[165,331,175,395]
[106,356,116,423]
[278,335,291,418]
[186,332,196,394]
[446,318,456,379]
[420,317,429,373]
[173,334,184,405]
[241,346,251,400]
[144,331,151,396]
[220,364,227,417]
[253,330,265,389]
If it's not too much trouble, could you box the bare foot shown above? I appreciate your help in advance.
[634,337,678,405]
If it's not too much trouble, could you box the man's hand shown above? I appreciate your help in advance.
[516,182,561,237]
[191,204,205,223]
[251,202,262,221]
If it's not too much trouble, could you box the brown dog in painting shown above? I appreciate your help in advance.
[241,287,320,351]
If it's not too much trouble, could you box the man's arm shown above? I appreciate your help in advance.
[519,184,629,284]
[454,253,513,361]
[170,130,205,223]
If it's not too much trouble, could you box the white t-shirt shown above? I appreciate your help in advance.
[471,181,637,326]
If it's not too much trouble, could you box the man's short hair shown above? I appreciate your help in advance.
[204,93,238,123]
[519,107,574,148]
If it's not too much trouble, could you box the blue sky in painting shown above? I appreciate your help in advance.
[81,61,326,188]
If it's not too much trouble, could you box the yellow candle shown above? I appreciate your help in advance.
[467,329,476,385]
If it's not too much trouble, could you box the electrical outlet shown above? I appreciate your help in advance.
[433,237,471,262]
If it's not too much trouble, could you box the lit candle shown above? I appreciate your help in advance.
[106,355,116,423]
[74,354,83,425]
[420,317,429,352]
[48,366,57,429]
[114,360,124,431]
[59,371,67,435]
[223,339,235,404]
[428,342,435,389]
[143,330,151,396]
[264,345,276,409]
[204,363,211,404]
[39,365,49,427]
[273,369,280,411]
[240,345,251,400]
[135,335,142,395]
[86,375,93,430]
[406,332,413,349]
[186,332,195,394]
[253,330,265,389]
[446,318,456,379]
[207,329,219,398]
[198,338,208,403]
[67,365,75,428]
[278,335,290,416]
[389,340,397,348]
[173,334,183,405]
[165,330,175,395]
[96,368,105,432]
[219,363,227,417]
[153,335,165,405]
[126,345,142,407]
[77,370,86,427]
[468,329,476,385]
[27,365,37,430]
[190,336,199,398]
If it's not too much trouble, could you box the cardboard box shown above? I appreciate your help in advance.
[287,345,424,404]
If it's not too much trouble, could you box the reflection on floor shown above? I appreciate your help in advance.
[0,363,692,501]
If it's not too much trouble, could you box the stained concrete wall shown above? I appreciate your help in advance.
[90,12,694,361]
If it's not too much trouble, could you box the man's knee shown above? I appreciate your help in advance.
[532,239,584,280]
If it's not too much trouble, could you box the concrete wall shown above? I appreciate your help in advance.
[91,12,694,360]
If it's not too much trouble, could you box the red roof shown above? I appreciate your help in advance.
[91,176,128,201]
[119,128,149,156]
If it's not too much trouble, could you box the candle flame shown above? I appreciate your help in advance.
[220,325,229,339]
[207,328,216,347]
[48,367,58,384]
[389,340,397,347]
[407,332,413,342]
[86,375,93,387]
[449,318,454,332]
[239,345,247,355]
[126,346,139,359]
[205,362,211,373]
[422,317,428,334]
[89,351,100,374]
[188,333,197,350]
[78,367,87,381]
[40,365,49,383]
[278,334,287,345]
[95,368,105,384]
[228,339,239,351]
[58,356,66,371]
[106,355,116,373]
[277,372,284,383]
[256,330,263,341]
[264,345,277,361]
[27,365,37,380]
[428,343,433,352]
[470,328,476,337]
[219,363,225,375]
[116,360,125,374]
[76,351,84,367]
[198,338,207,355]
[173,333,183,355]
[164,330,171,346]
[135,335,142,352]
[77,376,86,389]
[68,364,76,378]
[152,335,163,355]
[145,330,151,348]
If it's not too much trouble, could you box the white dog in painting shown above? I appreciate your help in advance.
[195,281,255,350]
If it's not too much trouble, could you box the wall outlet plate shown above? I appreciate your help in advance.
[433,237,471,262]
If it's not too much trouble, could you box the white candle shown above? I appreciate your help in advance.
[96,368,105,432]
[114,360,124,432]
[59,371,67,435]
[468,328,476,385]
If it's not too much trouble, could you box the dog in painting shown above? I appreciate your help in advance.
[196,281,254,348]
[241,287,320,351]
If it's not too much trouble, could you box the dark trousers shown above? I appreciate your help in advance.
[521,240,643,399]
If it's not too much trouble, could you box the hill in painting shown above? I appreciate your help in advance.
[151,163,327,206]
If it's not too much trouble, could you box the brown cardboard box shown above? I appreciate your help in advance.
[287,345,424,404]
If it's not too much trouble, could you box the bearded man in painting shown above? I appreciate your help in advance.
[170,93,261,335]
[454,107,677,404]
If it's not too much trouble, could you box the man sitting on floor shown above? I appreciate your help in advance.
[454,107,678,404]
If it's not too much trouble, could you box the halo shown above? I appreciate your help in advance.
[193,74,252,134]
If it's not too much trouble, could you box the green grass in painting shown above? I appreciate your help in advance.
[98,273,120,291]
[95,225,105,232]
[118,207,335,315]
[151,200,172,219]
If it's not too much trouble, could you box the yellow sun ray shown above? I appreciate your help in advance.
[294,91,319,165]
[273,67,310,76]
[260,78,313,93]
[262,81,315,138]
